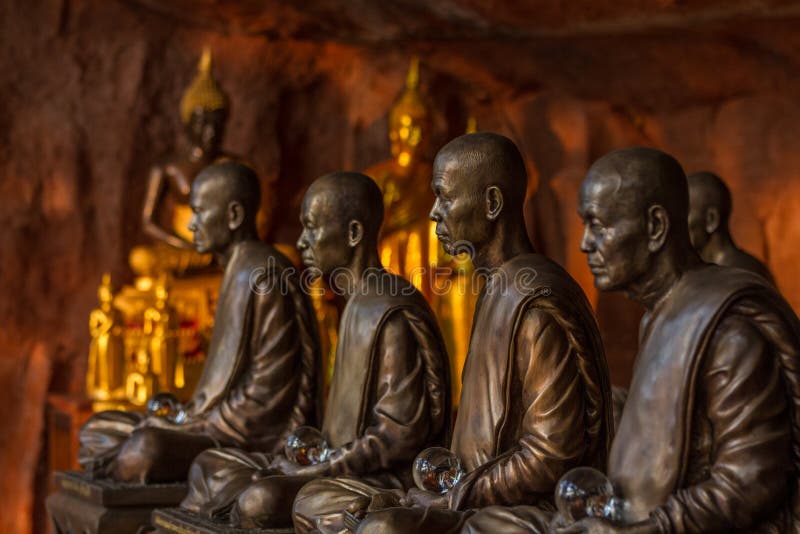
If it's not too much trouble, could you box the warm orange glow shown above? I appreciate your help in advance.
[406,231,423,290]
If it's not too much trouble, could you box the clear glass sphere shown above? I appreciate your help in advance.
[171,408,188,424]
[601,495,628,523]
[555,467,616,523]
[412,447,465,494]
[146,392,181,418]
[284,426,330,465]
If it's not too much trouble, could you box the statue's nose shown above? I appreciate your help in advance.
[429,202,441,222]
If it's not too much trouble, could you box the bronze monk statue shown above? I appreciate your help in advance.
[331,132,613,534]
[687,170,775,283]
[547,147,799,533]
[78,161,320,484]
[178,172,451,529]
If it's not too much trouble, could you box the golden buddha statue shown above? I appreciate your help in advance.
[86,274,125,402]
[365,57,433,293]
[142,275,179,392]
[126,347,158,407]
[141,47,231,272]
[364,59,477,405]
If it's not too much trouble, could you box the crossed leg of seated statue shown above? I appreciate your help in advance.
[293,477,407,533]
[81,410,216,483]
[115,426,216,483]
[339,496,552,534]
[354,505,551,534]
[352,506,471,534]
[459,505,553,534]
[181,447,316,528]
[184,449,411,530]
[294,477,471,534]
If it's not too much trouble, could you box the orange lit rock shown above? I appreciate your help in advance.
[3,2,800,531]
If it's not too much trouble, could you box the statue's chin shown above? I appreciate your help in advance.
[592,275,612,291]
[594,276,627,293]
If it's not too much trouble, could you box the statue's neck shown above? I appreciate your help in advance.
[339,248,383,301]
[473,222,533,271]
[701,231,738,265]
[630,243,703,311]
[217,232,257,266]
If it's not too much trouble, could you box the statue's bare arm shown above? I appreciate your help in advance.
[142,165,193,249]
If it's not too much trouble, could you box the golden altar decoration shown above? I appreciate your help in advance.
[87,248,220,411]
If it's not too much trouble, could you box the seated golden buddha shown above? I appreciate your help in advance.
[141,46,234,275]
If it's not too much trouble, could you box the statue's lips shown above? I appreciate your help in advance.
[435,232,450,244]
[587,262,605,273]
[300,254,315,268]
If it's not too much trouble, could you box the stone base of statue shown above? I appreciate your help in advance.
[151,507,294,534]
[46,470,187,534]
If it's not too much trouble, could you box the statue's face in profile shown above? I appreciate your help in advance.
[579,174,652,292]
[687,183,710,250]
[188,176,231,254]
[429,159,487,258]
[186,108,227,153]
[297,189,353,278]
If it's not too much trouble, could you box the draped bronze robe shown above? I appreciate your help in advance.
[469,265,800,533]
[447,253,612,510]
[181,273,450,528]
[78,240,321,482]
[327,253,613,534]
[611,265,799,532]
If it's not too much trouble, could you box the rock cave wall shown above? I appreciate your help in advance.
[1,1,799,531]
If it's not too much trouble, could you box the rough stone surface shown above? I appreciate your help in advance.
[2,1,800,532]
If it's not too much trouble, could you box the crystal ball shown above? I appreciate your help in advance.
[146,392,181,419]
[555,467,616,523]
[600,495,628,523]
[284,426,330,465]
[412,447,465,494]
[171,408,188,424]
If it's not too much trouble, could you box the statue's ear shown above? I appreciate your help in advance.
[348,220,364,247]
[228,200,245,231]
[485,185,504,221]
[647,204,670,252]
[705,207,720,234]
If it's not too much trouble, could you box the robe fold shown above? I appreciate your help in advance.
[447,253,612,510]
[611,265,800,532]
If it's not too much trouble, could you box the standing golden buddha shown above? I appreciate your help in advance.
[86,274,126,402]
[141,275,178,394]
[364,58,476,404]
[365,57,432,292]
